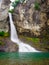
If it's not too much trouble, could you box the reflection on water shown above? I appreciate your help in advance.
[0,52,49,65]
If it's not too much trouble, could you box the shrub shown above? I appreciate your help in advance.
[0,31,4,36]
[0,31,9,37]
[34,1,40,10]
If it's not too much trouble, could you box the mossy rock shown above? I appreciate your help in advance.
[8,9,14,13]
[0,31,9,37]
[4,32,10,37]
[0,41,5,46]
[19,35,40,43]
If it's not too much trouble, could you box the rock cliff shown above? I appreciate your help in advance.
[13,0,49,37]
[0,0,10,32]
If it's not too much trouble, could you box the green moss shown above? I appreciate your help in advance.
[26,37,40,43]
[0,41,5,46]
[0,31,4,36]
[20,35,40,43]
[34,1,40,10]
[0,31,9,37]
[4,32,10,37]
[19,35,49,51]
[15,0,19,2]
[8,9,14,13]
[12,0,19,8]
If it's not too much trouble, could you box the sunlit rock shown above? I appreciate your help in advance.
[0,0,10,32]
[12,0,48,37]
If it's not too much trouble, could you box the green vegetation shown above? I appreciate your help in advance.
[25,37,40,43]
[0,31,9,37]
[19,35,49,51]
[0,41,5,46]
[11,0,25,7]
[9,0,25,13]
[4,32,10,37]
[0,31,4,36]
[12,0,19,8]
[34,1,40,10]
[8,9,14,13]
[20,35,40,43]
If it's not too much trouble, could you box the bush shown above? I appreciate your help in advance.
[0,31,9,37]
[0,31,4,36]
[8,9,14,13]
[34,1,40,10]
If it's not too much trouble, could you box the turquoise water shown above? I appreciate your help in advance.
[0,52,49,65]
[0,52,49,60]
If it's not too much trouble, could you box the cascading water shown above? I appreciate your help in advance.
[9,0,40,52]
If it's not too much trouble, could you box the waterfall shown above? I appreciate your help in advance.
[9,0,40,52]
